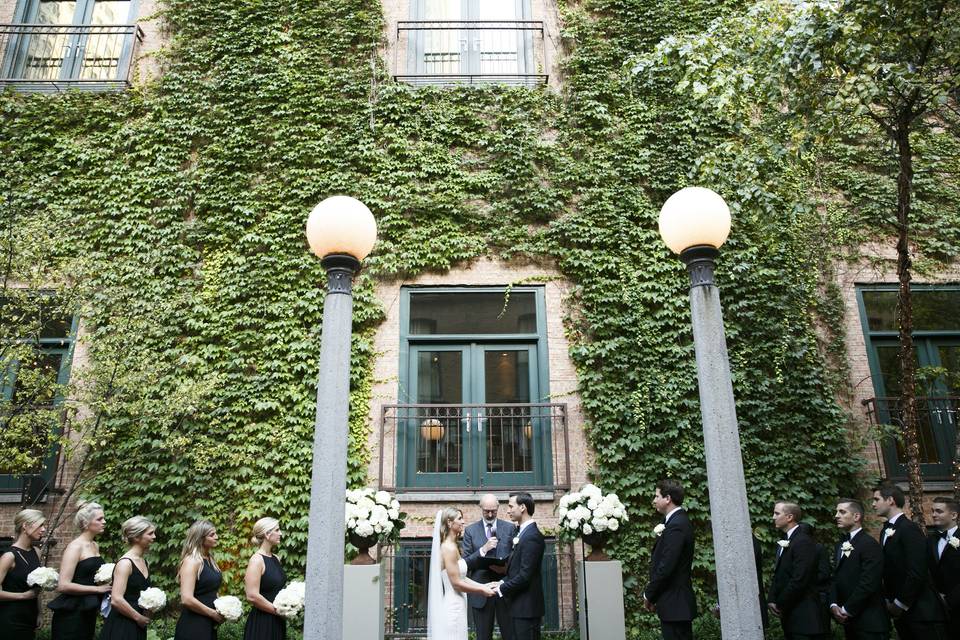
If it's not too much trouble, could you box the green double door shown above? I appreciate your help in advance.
[403,342,550,488]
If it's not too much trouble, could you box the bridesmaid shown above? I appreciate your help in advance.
[174,520,224,640]
[242,517,286,640]
[99,516,156,640]
[49,501,112,640]
[0,509,45,640]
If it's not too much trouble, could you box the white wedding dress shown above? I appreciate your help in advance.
[427,512,469,640]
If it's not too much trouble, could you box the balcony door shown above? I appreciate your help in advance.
[4,0,134,81]
[405,343,542,488]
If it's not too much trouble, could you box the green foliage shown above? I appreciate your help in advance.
[6,0,956,636]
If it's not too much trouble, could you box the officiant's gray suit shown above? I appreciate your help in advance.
[462,518,516,640]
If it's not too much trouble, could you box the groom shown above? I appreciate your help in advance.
[492,492,545,640]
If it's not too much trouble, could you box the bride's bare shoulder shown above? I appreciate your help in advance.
[440,540,460,557]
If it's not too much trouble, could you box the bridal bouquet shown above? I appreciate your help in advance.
[345,488,405,545]
[213,595,244,622]
[94,563,115,585]
[26,567,59,590]
[557,483,628,541]
[273,581,306,618]
[137,587,167,613]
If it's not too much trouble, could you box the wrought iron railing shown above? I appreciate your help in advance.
[394,20,548,87]
[0,24,143,90]
[381,541,578,637]
[379,403,570,493]
[862,396,959,478]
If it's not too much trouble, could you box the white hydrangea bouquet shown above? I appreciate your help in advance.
[26,566,59,590]
[557,483,628,544]
[137,587,167,613]
[345,488,405,545]
[273,581,305,619]
[213,595,244,622]
[94,562,115,585]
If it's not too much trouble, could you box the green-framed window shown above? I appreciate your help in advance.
[397,286,552,489]
[857,285,960,479]
[0,295,77,498]
[389,537,563,635]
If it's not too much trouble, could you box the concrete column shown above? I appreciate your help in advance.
[342,564,384,639]
[683,246,763,640]
[577,560,626,640]
[303,255,359,640]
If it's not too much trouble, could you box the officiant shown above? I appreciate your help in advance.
[462,494,516,640]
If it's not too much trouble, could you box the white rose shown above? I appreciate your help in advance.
[949,536,960,549]
[375,490,392,506]
[582,524,593,535]
[608,519,619,531]
[560,495,571,508]
[371,505,389,525]
[392,499,401,510]
[137,587,167,613]
[388,507,400,520]
[653,523,665,537]
[592,518,608,532]
[558,506,568,519]
[213,595,243,622]
[355,521,374,537]
[587,497,600,510]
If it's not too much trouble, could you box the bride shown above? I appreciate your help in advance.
[427,508,497,639]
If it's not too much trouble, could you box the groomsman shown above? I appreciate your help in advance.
[767,501,830,640]
[462,494,515,640]
[643,479,696,640]
[828,499,890,640]
[872,482,947,640]
[928,497,960,639]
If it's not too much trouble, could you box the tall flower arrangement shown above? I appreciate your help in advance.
[345,488,405,545]
[557,484,627,560]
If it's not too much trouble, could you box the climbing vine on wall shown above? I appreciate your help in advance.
[3,0,956,635]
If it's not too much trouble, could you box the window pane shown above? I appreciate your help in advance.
[415,352,462,474]
[0,297,72,340]
[484,351,533,473]
[862,289,960,332]
[409,291,536,334]
[937,346,960,394]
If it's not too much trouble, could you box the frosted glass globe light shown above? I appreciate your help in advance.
[658,187,731,255]
[305,196,378,260]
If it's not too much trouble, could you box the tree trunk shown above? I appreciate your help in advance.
[954,424,960,502]
[894,121,926,526]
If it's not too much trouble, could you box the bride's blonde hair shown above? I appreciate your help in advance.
[439,507,461,542]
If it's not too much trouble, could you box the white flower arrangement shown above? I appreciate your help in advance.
[26,567,59,590]
[94,563,115,585]
[841,541,854,557]
[557,483,628,542]
[949,536,960,549]
[777,540,790,548]
[137,587,166,613]
[653,524,666,537]
[345,488,405,545]
[273,581,306,619]
[213,595,244,622]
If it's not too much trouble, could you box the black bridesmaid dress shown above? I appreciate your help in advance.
[98,558,150,640]
[174,558,222,640]
[0,546,41,640]
[242,554,286,640]
[49,555,105,640]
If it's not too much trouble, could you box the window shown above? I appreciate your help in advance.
[396,286,555,489]
[388,538,565,635]
[396,0,547,86]
[1,0,142,91]
[0,295,76,498]
[858,285,960,479]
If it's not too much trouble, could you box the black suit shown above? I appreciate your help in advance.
[927,527,960,640]
[829,529,890,640]
[768,526,830,639]
[879,515,947,640]
[644,509,696,640]
[462,519,515,640]
[499,521,545,640]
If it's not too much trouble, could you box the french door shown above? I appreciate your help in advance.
[4,0,134,81]
[401,342,549,488]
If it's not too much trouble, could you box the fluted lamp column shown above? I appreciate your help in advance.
[303,195,377,640]
[659,187,763,640]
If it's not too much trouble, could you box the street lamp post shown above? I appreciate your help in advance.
[303,195,377,640]
[659,187,764,640]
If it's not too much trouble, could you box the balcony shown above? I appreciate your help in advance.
[394,20,548,87]
[0,23,143,92]
[862,396,959,480]
[378,403,570,496]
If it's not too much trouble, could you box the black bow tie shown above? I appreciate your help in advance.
[841,533,851,542]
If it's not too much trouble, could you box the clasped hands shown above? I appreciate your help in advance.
[482,581,502,598]
[829,604,850,624]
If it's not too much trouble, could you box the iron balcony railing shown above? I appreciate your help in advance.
[862,396,959,478]
[379,403,570,493]
[394,20,548,87]
[0,23,143,91]
[381,542,578,637]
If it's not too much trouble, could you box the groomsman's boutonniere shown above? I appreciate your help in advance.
[884,528,896,539]
[841,541,854,558]
[513,534,521,545]
[653,524,665,537]
[949,536,960,549]
[777,540,790,549]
